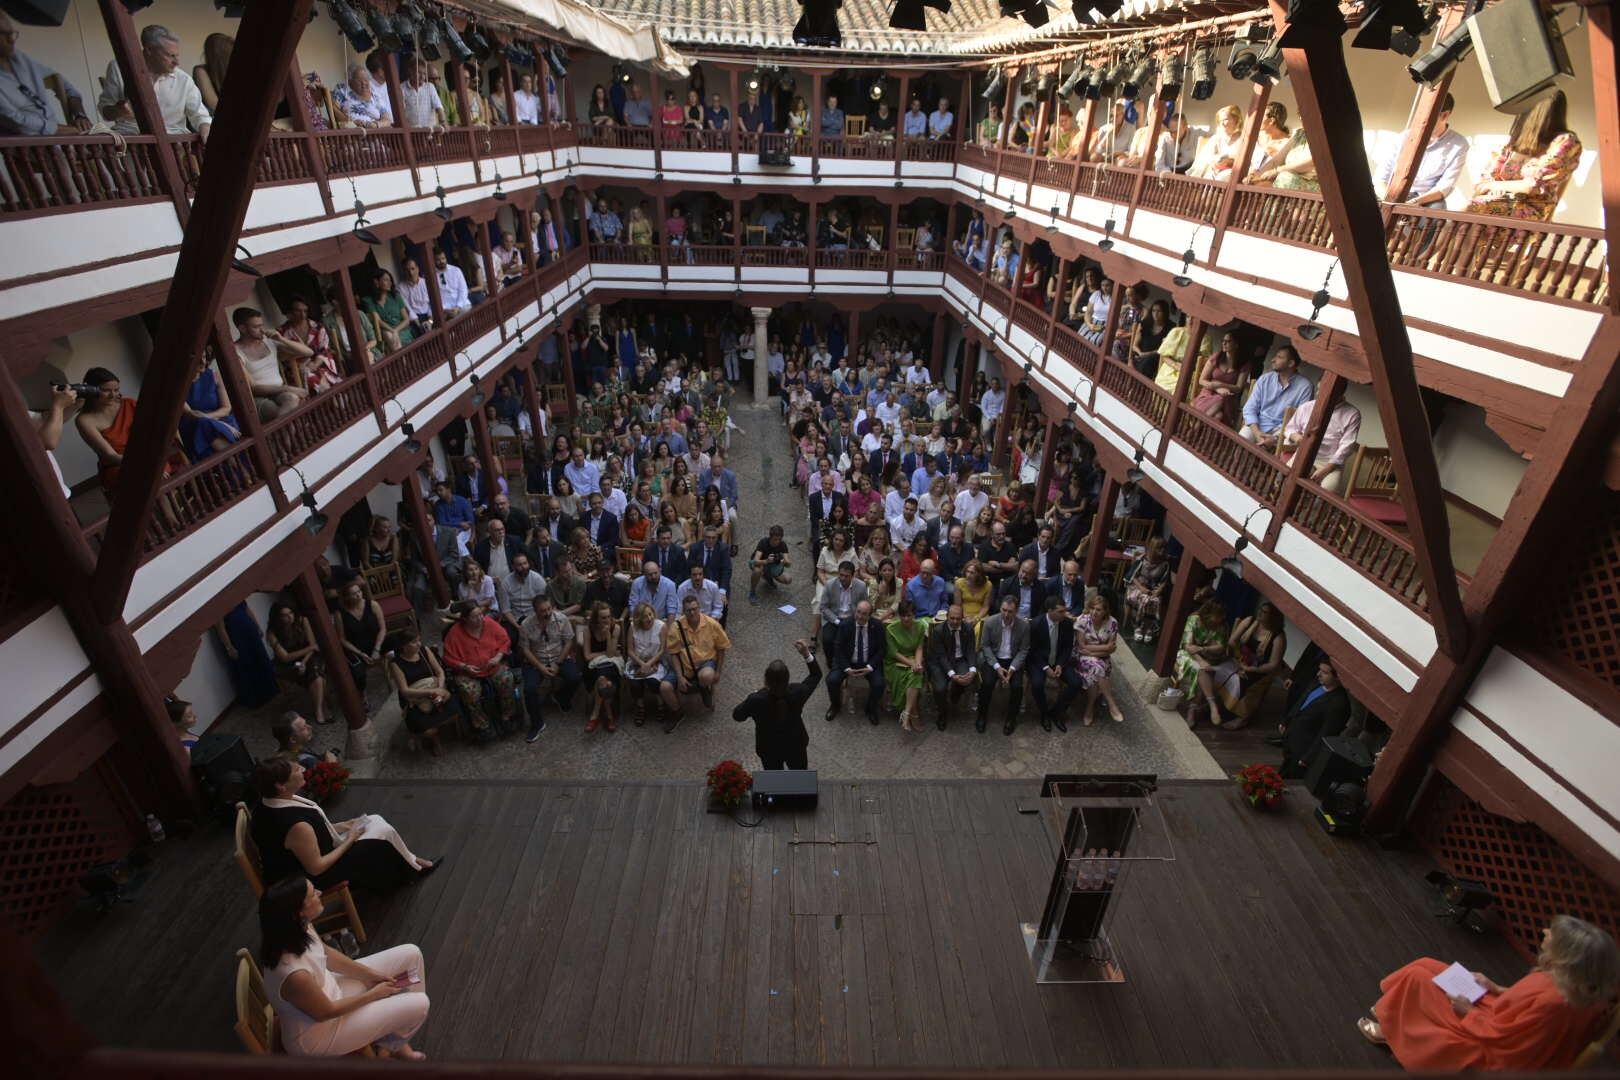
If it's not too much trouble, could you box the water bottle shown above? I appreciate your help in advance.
[145,813,165,843]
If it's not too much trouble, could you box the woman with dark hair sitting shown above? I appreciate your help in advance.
[259,875,431,1058]
[1361,915,1618,1071]
[250,756,437,893]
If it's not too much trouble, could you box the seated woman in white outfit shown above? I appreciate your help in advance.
[260,875,431,1058]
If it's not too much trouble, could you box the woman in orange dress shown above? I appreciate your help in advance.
[1360,915,1617,1071]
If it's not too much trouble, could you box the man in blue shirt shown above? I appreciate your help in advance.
[902,96,927,138]
[0,15,92,135]
[431,479,476,542]
[820,93,844,136]
[904,560,951,618]
[1240,345,1316,448]
[563,446,600,496]
[928,97,955,140]
[588,201,623,243]
[629,560,679,620]
[699,450,740,509]
[704,92,730,131]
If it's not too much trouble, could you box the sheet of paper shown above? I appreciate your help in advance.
[777,604,797,615]
[1431,962,1486,1003]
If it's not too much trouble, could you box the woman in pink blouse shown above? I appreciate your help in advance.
[1465,91,1581,222]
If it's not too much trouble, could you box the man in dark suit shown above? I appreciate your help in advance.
[1267,657,1353,777]
[526,526,565,580]
[1028,597,1081,732]
[455,453,495,509]
[1049,559,1088,618]
[580,491,619,561]
[688,524,733,596]
[866,432,899,487]
[536,496,574,551]
[977,594,1029,734]
[582,559,629,617]
[825,600,885,725]
[1019,523,1063,582]
[926,604,980,730]
[733,640,822,770]
[806,472,847,559]
[472,517,526,575]
[643,524,690,581]
[996,559,1048,622]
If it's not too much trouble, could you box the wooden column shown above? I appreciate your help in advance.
[91,0,314,624]
[1029,70,1052,158]
[811,72,824,176]
[1073,96,1100,192]
[1267,0,1465,655]
[522,355,546,438]
[895,72,911,173]
[807,199,819,291]
[1096,279,1126,365]
[0,376,194,816]
[335,265,388,372]
[1033,417,1058,514]
[997,68,1018,152]
[96,0,188,219]
[450,54,475,142]
[470,402,500,496]
[650,69,663,173]
[402,477,450,607]
[382,52,418,190]
[292,566,367,730]
[1156,317,1205,461]
[887,198,902,290]
[959,340,979,409]
[284,54,334,215]
[990,393,1013,468]
[556,331,577,405]
[929,313,947,380]
[207,318,286,509]
[1586,3,1620,314]
[1151,550,1210,675]
[1264,370,1343,546]
[1124,91,1167,233]
[1205,80,1270,266]
[476,218,500,302]
[499,54,519,128]
[1381,4,1465,206]
[728,67,740,176]
[1083,473,1121,585]
[655,192,669,276]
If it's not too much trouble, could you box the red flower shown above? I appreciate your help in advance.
[1235,763,1285,808]
[304,761,351,801]
[706,759,754,806]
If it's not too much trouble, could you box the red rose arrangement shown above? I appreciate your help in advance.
[706,759,753,808]
[1236,763,1286,808]
[304,760,351,802]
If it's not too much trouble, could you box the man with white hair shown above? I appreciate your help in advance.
[0,12,92,135]
[99,25,211,141]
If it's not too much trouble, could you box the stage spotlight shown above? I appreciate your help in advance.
[1123,56,1153,98]
[214,1,246,13]
[981,67,1006,100]
[441,17,473,62]
[1160,55,1185,100]
[546,43,569,79]
[1018,66,1038,95]
[1352,0,1433,54]
[393,1,422,40]
[1227,24,1265,80]
[1057,63,1086,98]
[328,0,374,52]
[416,11,443,61]
[1098,211,1117,250]
[464,23,493,61]
[1099,58,1126,94]
[891,0,952,32]
[1189,47,1217,100]
[793,0,843,47]
[1425,870,1496,931]
[1408,20,1472,83]
[400,421,422,454]
[868,78,885,102]
[366,6,403,50]
[1035,70,1054,96]
[1081,0,1123,19]
[230,242,261,278]
[1251,41,1285,85]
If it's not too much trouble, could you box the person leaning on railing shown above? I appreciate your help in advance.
[0,12,92,135]
[98,24,211,143]
[1464,89,1581,223]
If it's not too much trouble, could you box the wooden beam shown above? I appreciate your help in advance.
[1265,370,1343,546]
[1083,474,1122,585]
[1587,3,1620,315]
[95,0,188,219]
[207,317,287,511]
[284,53,335,217]
[91,0,315,625]
[1151,550,1209,676]
[1379,4,1463,207]
[1366,315,1620,830]
[1033,417,1058,514]
[1266,1,1466,656]
[403,476,450,608]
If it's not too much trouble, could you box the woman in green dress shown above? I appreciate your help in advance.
[1174,596,1230,729]
[885,599,928,733]
[362,269,414,353]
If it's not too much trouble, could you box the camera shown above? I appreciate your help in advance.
[57,381,102,400]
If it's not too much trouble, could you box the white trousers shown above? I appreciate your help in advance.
[289,944,430,1056]
[348,813,427,871]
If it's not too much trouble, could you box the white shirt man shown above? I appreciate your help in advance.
[434,254,470,314]
[905,361,930,387]
[955,480,989,523]
[598,481,627,520]
[499,564,547,623]
[889,505,926,547]
[882,483,911,521]
[564,451,600,496]
[979,383,1006,427]
[368,70,393,123]
[100,26,211,139]
[399,70,444,129]
[513,78,541,125]
[677,574,726,619]
[875,395,902,431]
[1376,94,1469,208]
[399,263,431,322]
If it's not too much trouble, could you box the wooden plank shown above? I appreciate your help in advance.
[859,913,901,1067]
[738,824,777,1064]
[653,802,716,1063]
[602,786,684,1062]
[685,811,739,1063]
[904,786,984,1066]
[580,788,667,1059]
[765,813,796,1066]
[818,914,850,1064]
[790,908,823,1062]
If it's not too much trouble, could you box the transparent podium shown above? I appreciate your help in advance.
[1020,776,1174,984]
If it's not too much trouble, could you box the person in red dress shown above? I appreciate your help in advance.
[1359,915,1617,1071]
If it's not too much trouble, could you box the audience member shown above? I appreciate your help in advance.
[442,602,519,739]
[100,25,211,140]
[0,13,91,134]
[234,307,312,420]
[977,594,1029,734]
[1240,345,1314,447]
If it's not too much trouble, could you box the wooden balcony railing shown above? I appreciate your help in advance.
[1289,480,1429,611]
[903,138,958,163]
[661,128,731,153]
[983,280,1013,314]
[482,125,521,158]
[1011,298,1049,338]
[446,299,504,356]
[1228,184,1334,248]
[141,438,265,555]
[909,249,945,271]
[1172,406,1288,504]
[1032,156,1076,192]
[741,245,808,267]
[588,241,654,264]
[816,135,893,161]
[411,128,474,168]
[814,247,890,270]
[1098,359,1172,428]
[576,124,655,150]
[1137,171,1225,224]
[374,325,450,399]
[261,375,374,466]
[944,252,981,291]
[957,142,995,171]
[1385,205,1609,306]
[172,133,317,191]
[314,129,409,175]
[0,134,167,214]
[1050,323,1102,379]
[674,244,736,267]
[1087,164,1139,205]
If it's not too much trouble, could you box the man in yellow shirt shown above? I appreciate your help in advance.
[667,594,732,707]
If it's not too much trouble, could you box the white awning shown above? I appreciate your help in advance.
[458,0,692,75]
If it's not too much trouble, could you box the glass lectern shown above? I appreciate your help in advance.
[1020,776,1174,984]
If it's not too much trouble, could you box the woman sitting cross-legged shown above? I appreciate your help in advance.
[249,756,436,893]
[1360,915,1618,1071]
[260,875,430,1058]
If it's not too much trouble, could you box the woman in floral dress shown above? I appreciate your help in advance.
[1465,91,1580,222]
[1174,595,1230,728]
[1074,594,1124,726]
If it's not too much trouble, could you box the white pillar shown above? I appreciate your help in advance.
[751,305,772,403]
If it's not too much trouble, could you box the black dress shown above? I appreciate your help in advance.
[392,651,450,735]
[339,602,381,694]
[250,800,418,892]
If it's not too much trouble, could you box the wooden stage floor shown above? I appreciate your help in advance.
[37,778,1520,1070]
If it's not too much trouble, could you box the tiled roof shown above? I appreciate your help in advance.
[589,0,1036,55]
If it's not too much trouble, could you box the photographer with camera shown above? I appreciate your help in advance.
[33,382,83,499]
[747,524,794,603]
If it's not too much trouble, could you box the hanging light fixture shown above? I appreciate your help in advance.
[1220,508,1266,579]
[1189,47,1217,100]
[288,466,327,536]
[469,372,485,406]
[231,242,261,277]
[1298,260,1339,340]
[982,67,1006,100]
[1126,446,1146,482]
[1172,228,1200,287]
[1098,208,1118,250]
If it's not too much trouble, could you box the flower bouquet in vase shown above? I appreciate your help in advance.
[305,760,351,804]
[706,758,753,811]
[1235,762,1285,809]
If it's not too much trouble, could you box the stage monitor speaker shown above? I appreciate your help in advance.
[1,0,71,26]
[190,732,256,813]
[1303,735,1373,800]
[1468,0,1572,112]
[758,149,794,167]
[752,769,818,810]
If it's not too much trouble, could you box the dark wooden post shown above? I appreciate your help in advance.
[895,72,911,173]
[96,0,189,218]
[284,53,335,215]
[727,66,740,176]
[382,52,418,190]
[1380,5,1465,207]
[1205,81,1270,265]
[1157,317,1205,459]
[1151,551,1210,675]
[402,478,450,607]
[810,72,823,175]
[929,313,947,380]
[471,401,501,496]
[292,566,368,733]
[1266,0,1465,655]
[522,355,546,439]
[1265,370,1344,546]
[1124,91,1167,233]
[1033,417,1058,514]
[476,218,501,306]
[887,197,902,289]
[90,0,315,623]
[1083,473,1121,584]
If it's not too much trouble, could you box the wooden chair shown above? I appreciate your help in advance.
[1344,445,1408,529]
[1574,1002,1620,1069]
[745,224,767,247]
[361,562,417,638]
[616,546,646,577]
[896,226,917,250]
[1117,517,1155,547]
[234,948,276,1054]
[865,224,885,249]
[492,433,523,466]
[844,115,868,138]
[544,383,570,419]
[234,802,367,943]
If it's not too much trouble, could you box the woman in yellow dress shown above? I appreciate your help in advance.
[954,559,993,627]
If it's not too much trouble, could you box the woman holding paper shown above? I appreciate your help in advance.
[1359,915,1618,1070]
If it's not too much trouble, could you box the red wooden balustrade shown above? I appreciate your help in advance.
[661,128,732,153]
[814,248,890,271]
[482,125,521,158]
[1032,157,1075,192]
[676,244,737,267]
[815,135,893,161]
[1011,298,1049,338]
[1227,184,1334,248]
[261,375,373,465]
[1097,359,1172,428]
[1172,407,1289,504]
[741,245,808,267]
[957,142,995,171]
[170,133,314,190]
[0,135,167,213]
[445,300,503,356]
[1084,164,1137,205]
[1050,324,1103,379]
[983,280,1014,314]
[589,241,654,264]
[1137,171,1225,224]
[944,253,981,291]
[909,250,946,271]
[411,128,473,167]
[903,138,958,163]
[1385,205,1609,306]
[1289,480,1430,612]
[374,326,450,399]
[575,124,654,150]
[139,438,266,555]
[314,129,409,175]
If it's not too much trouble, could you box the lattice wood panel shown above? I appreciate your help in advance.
[1527,490,1620,693]
[1413,776,1620,960]
[0,775,127,937]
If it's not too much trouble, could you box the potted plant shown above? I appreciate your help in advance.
[1235,762,1285,809]
[706,758,753,810]
[304,760,351,804]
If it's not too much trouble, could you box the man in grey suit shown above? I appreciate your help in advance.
[976,594,1029,734]
[926,604,980,731]
[817,560,868,657]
